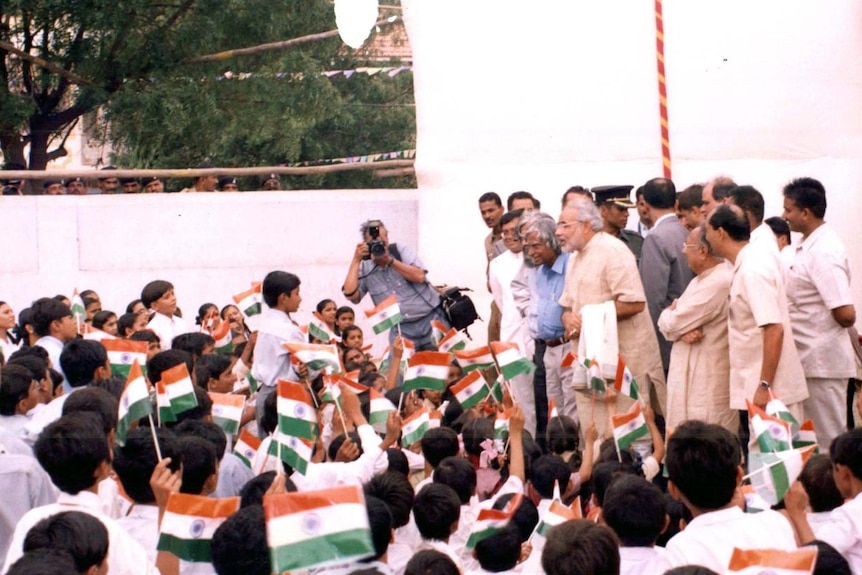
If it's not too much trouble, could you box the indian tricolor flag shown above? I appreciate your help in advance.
[161,363,198,417]
[364,294,403,335]
[611,401,649,450]
[369,388,396,433]
[156,381,175,425]
[747,400,792,453]
[766,395,799,430]
[536,499,581,537]
[233,429,261,468]
[727,547,818,575]
[269,430,314,475]
[116,360,152,446]
[431,320,448,346]
[283,342,342,373]
[71,289,86,325]
[277,380,319,441]
[450,371,489,409]
[492,342,535,380]
[233,284,262,318]
[264,486,375,572]
[793,419,817,450]
[613,356,639,400]
[403,351,450,393]
[454,346,496,373]
[157,494,239,562]
[212,321,233,355]
[748,445,816,506]
[309,315,338,343]
[208,392,244,436]
[560,350,577,369]
[326,373,368,396]
[437,328,467,353]
[401,408,431,446]
[494,408,511,440]
[584,357,606,393]
[102,339,149,378]
[320,380,342,406]
[465,493,523,549]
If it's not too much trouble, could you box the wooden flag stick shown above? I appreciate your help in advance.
[147,414,163,461]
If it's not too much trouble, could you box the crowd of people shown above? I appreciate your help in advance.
[0,174,860,575]
[0,164,284,196]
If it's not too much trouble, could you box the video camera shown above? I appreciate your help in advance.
[363,220,387,260]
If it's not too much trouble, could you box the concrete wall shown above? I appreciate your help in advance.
[0,190,426,356]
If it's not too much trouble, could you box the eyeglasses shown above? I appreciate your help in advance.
[556,220,581,230]
[682,242,701,250]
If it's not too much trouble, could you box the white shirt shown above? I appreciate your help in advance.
[118,503,160,565]
[3,490,153,575]
[727,244,808,410]
[489,250,528,352]
[783,223,856,378]
[35,335,66,391]
[0,451,56,559]
[148,312,193,351]
[0,335,19,363]
[0,415,29,442]
[619,546,671,575]
[816,491,862,574]
[21,387,83,446]
[251,306,305,388]
[290,425,388,492]
[664,506,797,572]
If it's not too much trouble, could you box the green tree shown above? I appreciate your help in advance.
[1,0,395,182]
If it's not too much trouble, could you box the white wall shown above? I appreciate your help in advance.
[0,190,421,356]
[404,0,862,331]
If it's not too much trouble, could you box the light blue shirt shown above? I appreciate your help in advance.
[535,252,569,340]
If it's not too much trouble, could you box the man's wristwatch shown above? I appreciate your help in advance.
[759,380,772,390]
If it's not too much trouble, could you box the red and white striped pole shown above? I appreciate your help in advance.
[654,0,672,179]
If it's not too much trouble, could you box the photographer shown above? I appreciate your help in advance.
[342,219,447,350]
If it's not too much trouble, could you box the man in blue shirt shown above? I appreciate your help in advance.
[520,211,575,433]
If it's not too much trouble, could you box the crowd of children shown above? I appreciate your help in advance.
[0,270,860,575]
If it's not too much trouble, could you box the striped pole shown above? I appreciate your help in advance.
[654,0,672,179]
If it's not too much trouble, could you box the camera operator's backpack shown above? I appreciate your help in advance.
[439,287,479,333]
[388,244,479,333]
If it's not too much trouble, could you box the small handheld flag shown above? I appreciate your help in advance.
[613,356,639,400]
[233,429,262,468]
[611,401,649,450]
[102,339,149,379]
[208,392,245,436]
[449,371,489,410]
[276,380,319,441]
[161,363,198,417]
[453,346,496,372]
[491,342,535,380]
[364,294,403,335]
[116,360,152,446]
[283,342,342,373]
[157,494,240,562]
[233,284,262,318]
[403,351,451,393]
[263,486,375,572]
[212,321,234,355]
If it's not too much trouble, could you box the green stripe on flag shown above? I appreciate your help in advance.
[466,526,503,549]
[159,405,177,424]
[213,416,239,436]
[278,417,317,441]
[403,376,447,394]
[616,423,648,449]
[116,399,152,445]
[243,302,262,317]
[499,358,535,380]
[171,393,198,416]
[269,529,374,573]
[769,458,791,501]
[157,533,213,563]
[372,313,403,335]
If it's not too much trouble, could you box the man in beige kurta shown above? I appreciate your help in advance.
[658,225,736,434]
[556,197,666,437]
[705,205,808,439]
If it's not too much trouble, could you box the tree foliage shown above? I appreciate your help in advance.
[0,0,416,189]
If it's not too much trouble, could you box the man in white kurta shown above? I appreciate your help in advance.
[782,178,856,451]
[659,225,736,434]
[705,205,808,440]
[488,209,535,435]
